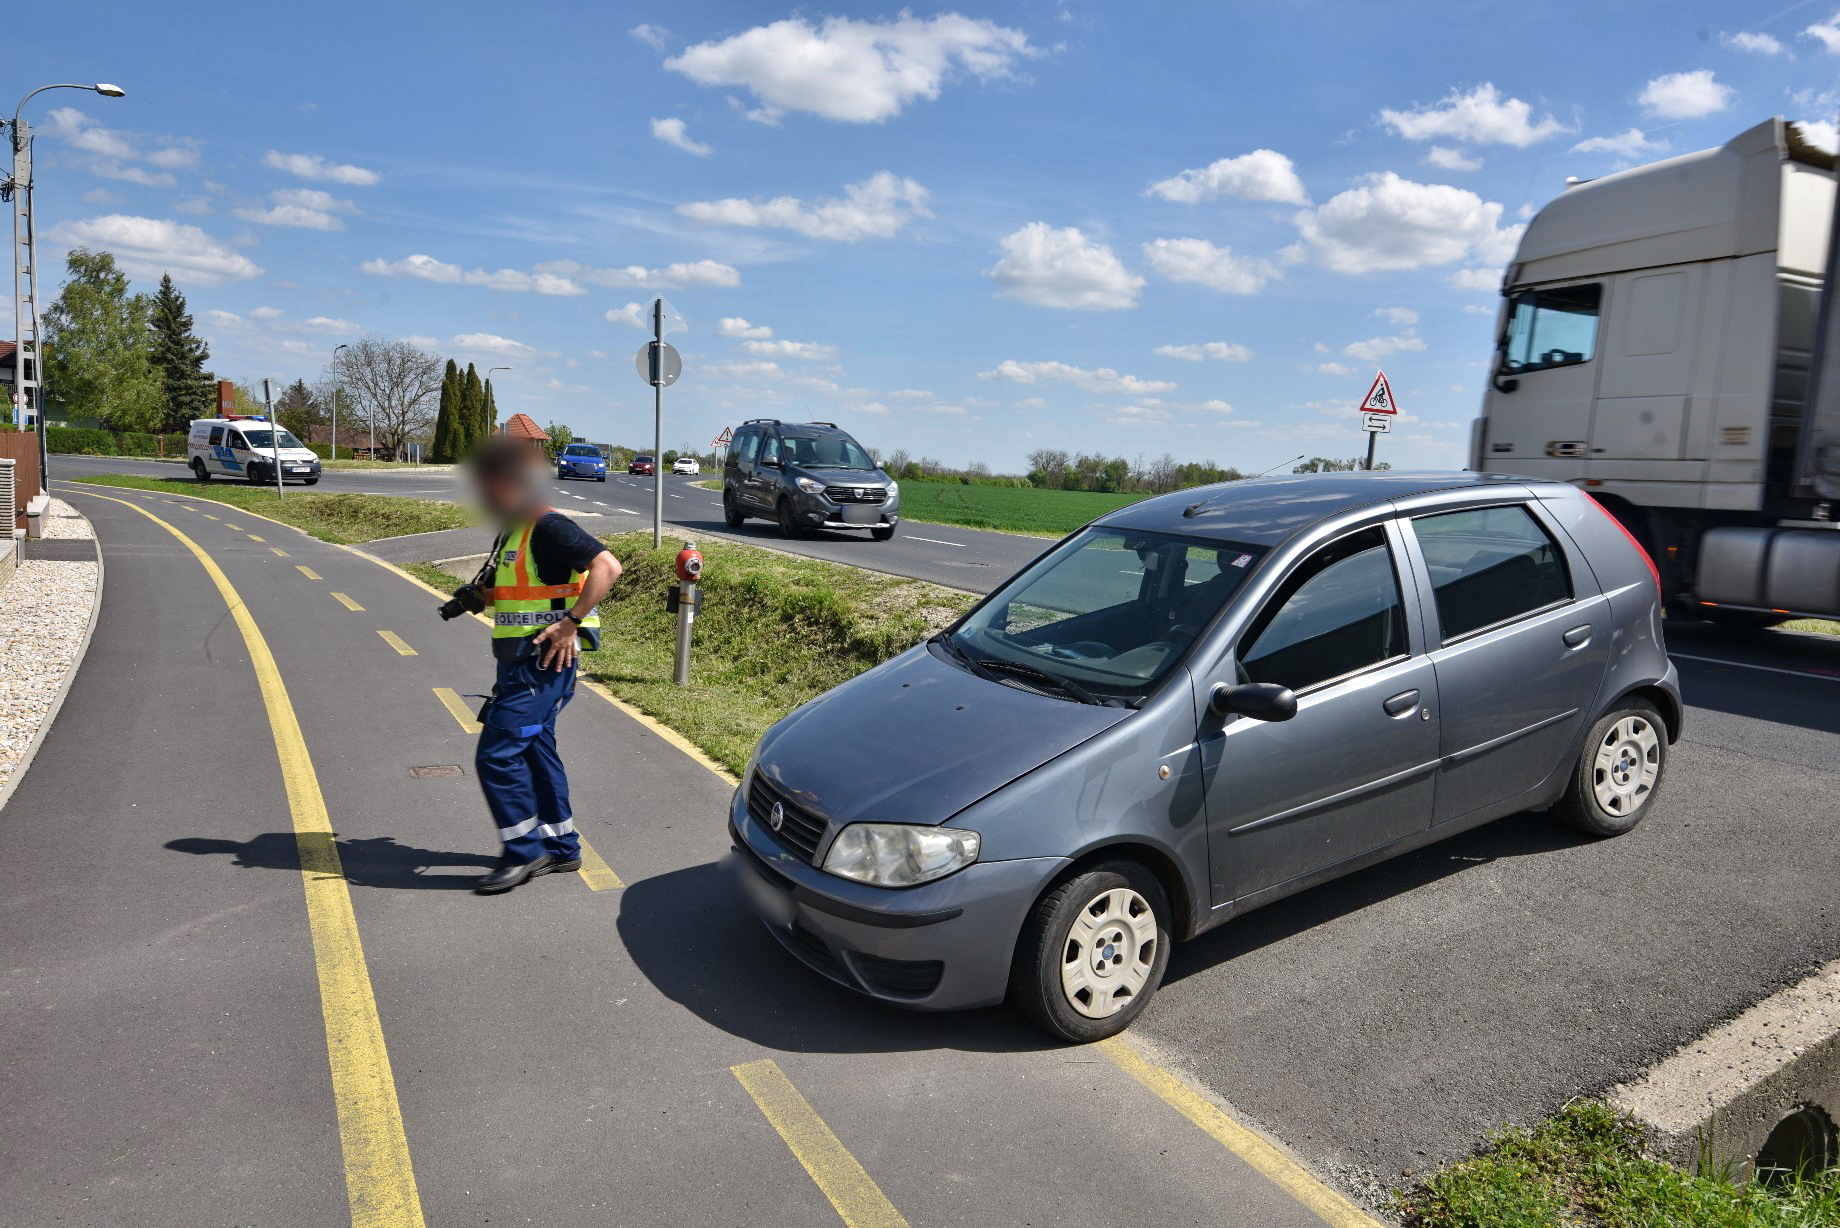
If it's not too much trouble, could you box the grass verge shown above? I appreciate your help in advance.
[692,476,1140,536]
[74,474,479,544]
[1395,1101,1840,1228]
[411,532,977,776]
[1782,617,1840,636]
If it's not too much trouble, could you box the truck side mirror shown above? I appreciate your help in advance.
[1208,681,1297,724]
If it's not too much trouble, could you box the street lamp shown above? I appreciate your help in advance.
[487,366,510,436]
[7,83,126,493]
[331,343,348,463]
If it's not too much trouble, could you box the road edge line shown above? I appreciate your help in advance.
[1096,1035,1383,1228]
[731,1059,909,1228]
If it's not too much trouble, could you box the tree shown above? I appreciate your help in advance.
[544,421,574,461]
[42,249,162,431]
[275,379,319,440]
[458,364,486,456]
[148,274,215,432]
[480,376,499,439]
[329,337,443,460]
[430,359,461,462]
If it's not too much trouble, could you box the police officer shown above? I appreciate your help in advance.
[468,436,622,893]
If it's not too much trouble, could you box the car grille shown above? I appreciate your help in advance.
[746,771,827,863]
[825,485,886,504]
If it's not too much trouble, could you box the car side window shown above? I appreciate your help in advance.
[1411,504,1572,642]
[736,430,759,466]
[208,426,224,446]
[1238,526,1407,692]
[760,434,781,467]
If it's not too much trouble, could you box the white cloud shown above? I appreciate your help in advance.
[54,214,261,284]
[1197,399,1235,413]
[1141,237,1279,294]
[1800,119,1840,154]
[650,117,711,156]
[1343,330,1426,360]
[174,196,213,215]
[295,316,361,336]
[1287,173,1521,275]
[1375,306,1419,325]
[1449,267,1501,291]
[706,359,783,380]
[1638,70,1733,120]
[451,332,537,359]
[1146,149,1308,205]
[1153,341,1253,362]
[989,223,1143,309]
[234,187,355,231]
[1310,361,1356,377]
[533,257,740,288]
[42,108,200,174]
[629,23,669,50]
[978,359,1176,396]
[1108,403,1172,426]
[1806,13,1840,53]
[262,150,381,186]
[1379,84,1569,147]
[403,335,440,350]
[1570,128,1669,157]
[81,188,122,205]
[717,317,772,339]
[605,303,648,329]
[742,338,836,360]
[90,163,175,188]
[1723,31,1783,54]
[678,171,930,241]
[361,253,586,295]
[250,305,284,320]
[1425,146,1482,172]
[664,13,1035,123]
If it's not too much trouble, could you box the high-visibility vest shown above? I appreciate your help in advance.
[490,518,601,648]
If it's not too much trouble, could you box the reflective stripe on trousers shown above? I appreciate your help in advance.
[475,654,579,864]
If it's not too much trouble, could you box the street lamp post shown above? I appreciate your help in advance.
[331,343,348,463]
[6,82,126,494]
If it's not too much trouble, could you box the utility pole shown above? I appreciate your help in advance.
[263,378,284,500]
[332,342,348,461]
[652,298,664,549]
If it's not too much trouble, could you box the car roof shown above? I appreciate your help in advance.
[1095,470,1562,546]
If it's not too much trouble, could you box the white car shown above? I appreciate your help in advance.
[187,417,321,485]
[672,457,701,475]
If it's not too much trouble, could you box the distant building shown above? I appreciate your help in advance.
[501,412,548,441]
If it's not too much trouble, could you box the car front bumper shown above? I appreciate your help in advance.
[727,787,1064,1010]
[789,490,901,531]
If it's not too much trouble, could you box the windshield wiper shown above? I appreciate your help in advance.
[970,657,1123,706]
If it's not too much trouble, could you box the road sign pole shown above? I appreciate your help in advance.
[652,298,664,550]
[1364,429,1377,471]
[263,378,284,500]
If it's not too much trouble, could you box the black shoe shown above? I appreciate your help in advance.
[548,857,583,873]
[476,853,552,894]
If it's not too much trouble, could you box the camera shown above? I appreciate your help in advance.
[438,582,489,621]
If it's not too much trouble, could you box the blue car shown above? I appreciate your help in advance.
[557,443,607,482]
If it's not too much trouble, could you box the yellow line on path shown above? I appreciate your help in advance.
[69,489,425,1227]
[181,504,196,511]
[376,630,417,657]
[332,592,365,611]
[202,513,219,520]
[227,522,242,530]
[248,534,266,543]
[432,687,481,734]
[272,548,289,557]
[731,1060,908,1228]
[297,565,322,580]
[1096,1037,1381,1228]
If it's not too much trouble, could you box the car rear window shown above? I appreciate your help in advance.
[1411,504,1572,641]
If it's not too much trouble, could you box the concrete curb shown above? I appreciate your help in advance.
[0,504,104,815]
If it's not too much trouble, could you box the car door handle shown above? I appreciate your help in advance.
[1562,624,1592,648]
[1383,689,1420,717]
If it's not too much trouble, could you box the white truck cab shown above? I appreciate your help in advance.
[187,417,322,486]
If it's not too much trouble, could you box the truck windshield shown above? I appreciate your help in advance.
[1500,283,1602,374]
[942,527,1265,705]
[237,428,304,450]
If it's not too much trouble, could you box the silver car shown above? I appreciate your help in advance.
[729,472,1681,1041]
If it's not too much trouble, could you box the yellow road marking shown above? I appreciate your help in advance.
[377,630,417,657]
[227,522,242,530]
[1096,1037,1381,1228]
[433,687,482,733]
[332,592,365,611]
[732,1060,907,1228]
[202,513,219,520]
[248,534,266,543]
[181,504,196,511]
[297,565,322,580]
[272,548,289,557]
[69,490,425,1227]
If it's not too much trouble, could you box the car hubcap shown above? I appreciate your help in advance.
[1592,714,1660,816]
[1060,887,1157,1019]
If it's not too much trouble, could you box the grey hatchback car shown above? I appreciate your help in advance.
[728,472,1680,1041]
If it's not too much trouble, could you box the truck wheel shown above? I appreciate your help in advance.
[1009,862,1171,1042]
[1552,698,1668,837]
[776,499,804,539]
[723,489,744,528]
[191,459,211,482]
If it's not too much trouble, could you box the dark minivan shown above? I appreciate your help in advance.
[722,419,901,541]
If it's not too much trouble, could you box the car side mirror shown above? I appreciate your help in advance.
[1208,681,1297,724]
[761,457,781,469]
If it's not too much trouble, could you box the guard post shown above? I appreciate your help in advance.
[668,540,703,686]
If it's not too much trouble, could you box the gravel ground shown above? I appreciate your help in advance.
[0,500,100,793]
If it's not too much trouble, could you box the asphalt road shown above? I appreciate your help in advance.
[36,456,1840,1203]
[6,482,1363,1227]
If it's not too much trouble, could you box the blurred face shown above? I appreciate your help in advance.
[473,452,545,520]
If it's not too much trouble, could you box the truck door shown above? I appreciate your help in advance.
[1487,282,1604,469]
[1590,267,1698,463]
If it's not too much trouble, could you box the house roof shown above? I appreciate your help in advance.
[502,412,548,441]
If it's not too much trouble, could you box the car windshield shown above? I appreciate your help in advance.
[564,445,598,457]
[237,428,303,450]
[635,456,653,463]
[945,527,1265,704]
[783,434,874,470]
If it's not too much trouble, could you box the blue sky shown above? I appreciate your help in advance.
[16,1,1840,472]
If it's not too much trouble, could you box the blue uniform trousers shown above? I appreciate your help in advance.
[475,652,580,864]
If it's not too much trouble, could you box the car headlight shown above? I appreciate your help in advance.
[795,476,827,495]
[886,481,899,497]
[821,823,980,888]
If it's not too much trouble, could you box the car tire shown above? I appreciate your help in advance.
[304,478,319,486]
[1552,698,1668,838]
[191,459,212,482]
[872,525,896,542]
[723,490,745,528]
[1009,862,1172,1043]
[776,499,804,539]
[597,475,606,482]
[245,463,263,484]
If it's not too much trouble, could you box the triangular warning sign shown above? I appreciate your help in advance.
[712,426,734,446]
[1359,370,1397,414]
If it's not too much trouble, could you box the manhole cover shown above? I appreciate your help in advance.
[409,765,464,778]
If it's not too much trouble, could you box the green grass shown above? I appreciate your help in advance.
[894,482,1146,536]
[1781,618,1840,636]
[1395,1101,1840,1228]
[75,475,479,544]
[411,532,976,776]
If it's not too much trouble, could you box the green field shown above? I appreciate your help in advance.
[893,482,1145,536]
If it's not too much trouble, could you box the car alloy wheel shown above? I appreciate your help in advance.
[1060,887,1159,1019]
[1591,713,1660,817]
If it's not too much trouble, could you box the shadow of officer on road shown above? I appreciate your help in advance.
[166,833,497,891]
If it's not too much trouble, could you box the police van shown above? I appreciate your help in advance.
[186,417,322,485]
